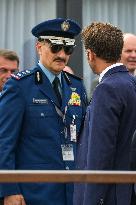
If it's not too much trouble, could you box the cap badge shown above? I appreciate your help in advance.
[61,21,70,31]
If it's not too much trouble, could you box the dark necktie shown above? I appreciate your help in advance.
[52,77,62,106]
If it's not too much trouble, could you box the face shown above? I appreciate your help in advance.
[36,41,71,75]
[0,56,18,91]
[121,35,136,74]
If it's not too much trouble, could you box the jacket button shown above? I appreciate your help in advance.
[99,198,104,205]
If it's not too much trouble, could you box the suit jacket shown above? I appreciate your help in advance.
[74,65,136,205]
[0,66,87,205]
[131,129,136,170]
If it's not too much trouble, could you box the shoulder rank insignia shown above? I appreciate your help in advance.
[63,71,71,85]
[63,71,82,81]
[11,70,32,80]
[35,70,43,84]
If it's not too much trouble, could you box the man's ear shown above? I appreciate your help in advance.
[86,49,96,61]
[36,42,42,55]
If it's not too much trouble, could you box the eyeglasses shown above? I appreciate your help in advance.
[39,37,75,55]
[49,44,75,55]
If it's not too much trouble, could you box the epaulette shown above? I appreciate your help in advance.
[63,71,83,81]
[11,69,33,80]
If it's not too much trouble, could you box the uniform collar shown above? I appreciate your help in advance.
[99,63,123,83]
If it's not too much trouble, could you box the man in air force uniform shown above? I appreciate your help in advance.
[0,18,87,205]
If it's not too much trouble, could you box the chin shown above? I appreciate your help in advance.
[53,69,63,74]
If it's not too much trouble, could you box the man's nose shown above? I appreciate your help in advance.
[58,48,67,57]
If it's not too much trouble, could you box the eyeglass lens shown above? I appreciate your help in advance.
[50,44,74,55]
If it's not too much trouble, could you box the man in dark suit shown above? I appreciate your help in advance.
[74,22,136,205]
[0,18,87,205]
[121,33,136,205]
[131,129,136,205]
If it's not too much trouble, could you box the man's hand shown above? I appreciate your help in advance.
[4,194,26,205]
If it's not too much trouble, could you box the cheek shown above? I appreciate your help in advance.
[41,51,50,61]
[0,74,5,79]
[46,54,54,64]
[124,53,130,57]
[41,53,54,68]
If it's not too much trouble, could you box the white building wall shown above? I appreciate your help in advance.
[83,0,136,98]
[0,0,56,70]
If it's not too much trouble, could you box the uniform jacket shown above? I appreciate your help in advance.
[0,65,87,205]
[74,65,136,205]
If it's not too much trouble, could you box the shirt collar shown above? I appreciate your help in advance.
[99,63,123,83]
[38,61,62,84]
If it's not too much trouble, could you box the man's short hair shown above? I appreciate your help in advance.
[0,49,19,67]
[81,22,123,63]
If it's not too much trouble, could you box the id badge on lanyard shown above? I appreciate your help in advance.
[55,105,77,141]
[61,144,74,161]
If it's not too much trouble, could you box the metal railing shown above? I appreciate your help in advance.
[0,170,136,183]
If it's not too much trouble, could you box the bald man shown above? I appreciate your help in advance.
[121,33,136,75]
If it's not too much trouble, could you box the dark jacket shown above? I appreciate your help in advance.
[74,65,136,205]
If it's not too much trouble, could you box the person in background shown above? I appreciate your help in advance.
[121,33,136,75]
[0,49,19,91]
[63,65,74,74]
[121,33,136,205]
[73,22,136,205]
[0,18,87,205]
[0,49,19,205]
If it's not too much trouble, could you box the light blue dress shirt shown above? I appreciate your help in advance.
[38,61,62,94]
